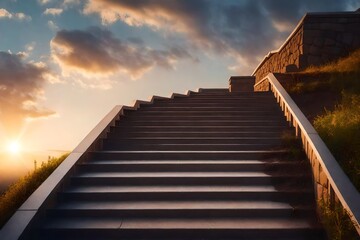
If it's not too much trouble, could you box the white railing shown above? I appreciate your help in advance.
[254,73,360,234]
[0,89,202,240]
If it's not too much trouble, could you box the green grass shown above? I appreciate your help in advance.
[0,153,69,228]
[289,49,360,94]
[289,48,360,239]
[314,92,360,190]
[285,49,360,190]
[318,199,360,240]
[304,48,360,74]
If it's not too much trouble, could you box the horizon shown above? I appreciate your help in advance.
[0,0,359,186]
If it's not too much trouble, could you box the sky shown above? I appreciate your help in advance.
[0,0,359,179]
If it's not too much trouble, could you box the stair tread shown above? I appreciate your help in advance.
[105,143,279,146]
[55,200,311,210]
[109,137,282,139]
[66,185,309,193]
[75,171,305,178]
[83,160,294,165]
[43,217,321,229]
[124,120,283,122]
[94,150,287,153]
[117,126,287,128]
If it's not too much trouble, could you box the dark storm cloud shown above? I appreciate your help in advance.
[83,0,358,71]
[262,0,355,30]
[0,52,55,136]
[51,27,196,79]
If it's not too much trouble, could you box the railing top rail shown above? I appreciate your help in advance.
[264,73,360,234]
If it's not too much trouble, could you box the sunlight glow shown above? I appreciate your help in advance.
[7,141,22,155]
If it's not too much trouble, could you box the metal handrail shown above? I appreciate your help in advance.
[255,73,360,234]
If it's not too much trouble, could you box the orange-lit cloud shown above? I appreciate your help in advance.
[82,0,277,70]
[51,27,196,84]
[38,0,51,5]
[0,8,31,21]
[0,52,55,137]
[83,0,354,72]
[44,8,63,16]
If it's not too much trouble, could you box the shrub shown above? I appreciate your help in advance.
[318,199,360,240]
[0,153,69,228]
[314,93,360,190]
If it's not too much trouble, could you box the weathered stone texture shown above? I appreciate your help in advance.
[254,12,360,84]
[254,78,270,91]
[229,76,255,92]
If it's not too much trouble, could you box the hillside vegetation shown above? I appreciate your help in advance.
[286,49,360,240]
[0,154,69,228]
[291,49,360,190]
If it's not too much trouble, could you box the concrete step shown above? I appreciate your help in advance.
[107,131,289,138]
[120,115,286,122]
[78,160,306,172]
[149,102,280,107]
[103,137,283,145]
[111,126,290,133]
[186,96,274,100]
[152,99,277,105]
[89,150,287,160]
[53,199,311,211]
[190,92,272,96]
[39,216,324,240]
[70,172,311,188]
[125,112,284,117]
[61,185,314,202]
[74,171,309,178]
[138,106,282,112]
[102,143,281,151]
[48,200,315,218]
[116,120,287,127]
[156,96,274,100]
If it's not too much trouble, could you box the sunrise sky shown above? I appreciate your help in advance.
[0,0,359,170]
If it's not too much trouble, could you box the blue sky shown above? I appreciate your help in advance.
[0,0,359,156]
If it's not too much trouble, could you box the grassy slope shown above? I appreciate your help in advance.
[287,49,360,240]
[0,154,69,228]
[300,49,360,190]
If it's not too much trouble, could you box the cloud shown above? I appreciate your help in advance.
[51,27,196,83]
[44,8,63,16]
[0,8,31,21]
[0,52,55,137]
[62,0,81,7]
[48,20,59,31]
[16,42,36,59]
[38,0,51,5]
[83,0,358,73]
[0,8,12,18]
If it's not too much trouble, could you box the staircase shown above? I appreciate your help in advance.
[32,89,324,239]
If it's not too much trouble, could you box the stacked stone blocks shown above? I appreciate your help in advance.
[254,11,360,83]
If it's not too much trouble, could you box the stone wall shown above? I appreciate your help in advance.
[253,11,360,84]
[253,78,270,92]
[229,76,255,92]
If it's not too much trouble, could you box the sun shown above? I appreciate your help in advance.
[7,141,22,155]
